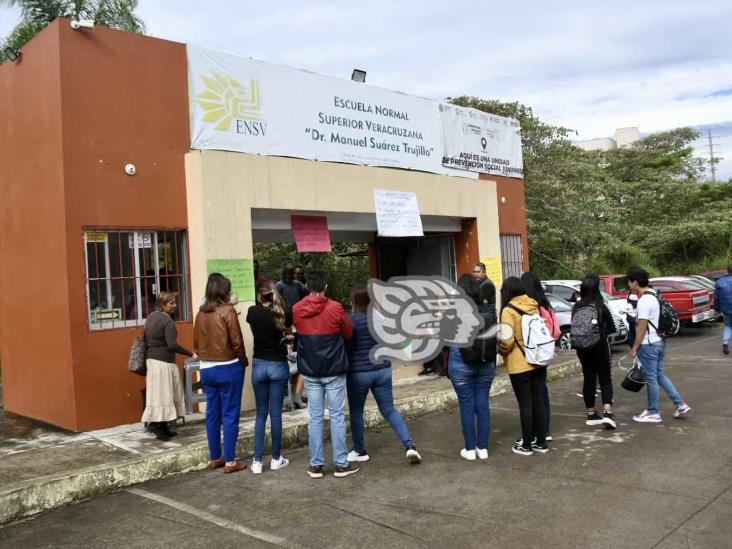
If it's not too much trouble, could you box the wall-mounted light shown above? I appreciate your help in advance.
[501,196,507,204]
[70,19,95,30]
[3,47,21,62]
[351,69,366,83]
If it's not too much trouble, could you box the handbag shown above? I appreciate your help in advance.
[128,335,147,376]
[621,358,646,392]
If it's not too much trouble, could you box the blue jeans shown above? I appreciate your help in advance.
[347,368,415,452]
[448,347,497,451]
[200,362,245,462]
[637,341,682,414]
[251,358,290,461]
[304,375,348,467]
[723,313,732,344]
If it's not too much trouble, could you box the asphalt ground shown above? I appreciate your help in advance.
[0,327,729,549]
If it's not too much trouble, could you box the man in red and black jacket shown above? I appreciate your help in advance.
[293,270,358,479]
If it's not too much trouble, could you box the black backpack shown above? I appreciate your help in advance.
[460,304,497,365]
[648,291,679,338]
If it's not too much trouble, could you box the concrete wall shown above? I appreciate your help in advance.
[486,175,530,273]
[0,21,192,430]
[0,22,77,427]
[185,151,501,404]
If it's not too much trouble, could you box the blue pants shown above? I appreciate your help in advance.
[251,358,290,461]
[637,341,682,414]
[448,347,497,451]
[200,362,245,462]
[723,313,732,344]
[347,368,415,452]
[304,375,348,467]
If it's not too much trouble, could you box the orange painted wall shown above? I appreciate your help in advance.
[0,20,192,431]
[483,175,530,272]
[57,24,191,430]
[454,218,480,277]
[0,23,78,427]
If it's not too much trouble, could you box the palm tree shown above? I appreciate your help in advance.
[1,1,146,62]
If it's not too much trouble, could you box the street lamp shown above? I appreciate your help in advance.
[351,69,366,83]
[3,47,21,62]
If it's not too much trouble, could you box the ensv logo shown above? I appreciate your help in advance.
[195,71,266,135]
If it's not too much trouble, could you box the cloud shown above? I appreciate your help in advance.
[2,0,731,179]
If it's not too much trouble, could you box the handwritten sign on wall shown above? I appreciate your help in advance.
[374,189,424,237]
[291,215,332,252]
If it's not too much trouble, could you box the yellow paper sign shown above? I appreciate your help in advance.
[480,256,503,288]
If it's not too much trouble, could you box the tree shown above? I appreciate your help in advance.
[0,0,145,62]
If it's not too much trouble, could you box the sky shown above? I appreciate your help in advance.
[2,0,731,179]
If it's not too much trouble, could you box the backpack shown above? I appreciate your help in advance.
[648,291,679,338]
[507,304,556,366]
[539,306,561,340]
[570,305,601,350]
[460,304,497,365]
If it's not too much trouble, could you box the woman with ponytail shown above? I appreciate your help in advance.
[246,280,293,474]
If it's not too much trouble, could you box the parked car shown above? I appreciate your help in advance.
[701,269,726,282]
[598,274,630,299]
[650,276,719,323]
[543,280,629,347]
[546,294,573,351]
[687,275,716,291]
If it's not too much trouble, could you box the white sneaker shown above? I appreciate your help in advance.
[270,456,289,470]
[251,460,263,474]
[633,410,662,423]
[406,447,422,464]
[347,450,370,462]
[460,448,476,461]
[476,448,488,460]
[673,402,691,418]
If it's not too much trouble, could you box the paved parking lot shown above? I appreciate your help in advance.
[1,328,729,548]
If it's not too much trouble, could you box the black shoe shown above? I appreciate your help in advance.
[515,437,537,447]
[602,411,617,430]
[546,433,553,442]
[531,442,549,454]
[418,369,432,376]
[151,423,170,441]
[724,344,729,355]
[163,422,179,438]
[512,442,533,456]
[334,463,360,478]
[586,412,603,426]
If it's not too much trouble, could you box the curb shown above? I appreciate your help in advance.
[0,359,581,525]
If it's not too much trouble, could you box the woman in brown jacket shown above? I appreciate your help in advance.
[499,277,549,457]
[194,274,249,473]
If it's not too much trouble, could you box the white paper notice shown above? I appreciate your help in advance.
[374,189,424,237]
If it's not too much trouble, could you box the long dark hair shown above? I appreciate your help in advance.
[458,274,479,304]
[501,277,526,310]
[521,271,551,310]
[574,275,604,316]
[200,273,231,312]
[350,284,370,313]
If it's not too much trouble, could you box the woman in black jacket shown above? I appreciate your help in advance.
[449,275,498,461]
[573,275,617,429]
[345,285,421,465]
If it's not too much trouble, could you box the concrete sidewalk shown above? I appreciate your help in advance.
[0,328,727,548]
[0,353,582,524]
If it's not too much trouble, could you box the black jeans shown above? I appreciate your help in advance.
[577,338,613,409]
[509,368,548,448]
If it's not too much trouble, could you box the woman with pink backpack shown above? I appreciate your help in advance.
[520,272,560,443]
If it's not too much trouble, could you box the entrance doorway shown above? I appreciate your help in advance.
[375,235,457,282]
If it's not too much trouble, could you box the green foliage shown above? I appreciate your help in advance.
[449,97,731,278]
[254,242,370,306]
[0,0,145,61]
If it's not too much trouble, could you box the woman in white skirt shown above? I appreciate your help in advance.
[143,291,194,441]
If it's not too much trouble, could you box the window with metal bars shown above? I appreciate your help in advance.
[84,229,190,330]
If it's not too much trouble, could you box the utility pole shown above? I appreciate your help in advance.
[706,129,722,182]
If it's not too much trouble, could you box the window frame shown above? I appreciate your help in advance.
[82,227,192,332]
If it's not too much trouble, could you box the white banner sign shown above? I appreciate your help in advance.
[374,189,424,237]
[188,46,456,175]
[440,103,524,178]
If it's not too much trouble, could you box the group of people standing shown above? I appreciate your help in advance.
[448,263,692,460]
[139,262,695,476]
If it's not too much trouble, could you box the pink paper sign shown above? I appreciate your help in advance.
[291,215,332,252]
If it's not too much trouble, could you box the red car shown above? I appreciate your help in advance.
[649,277,716,325]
